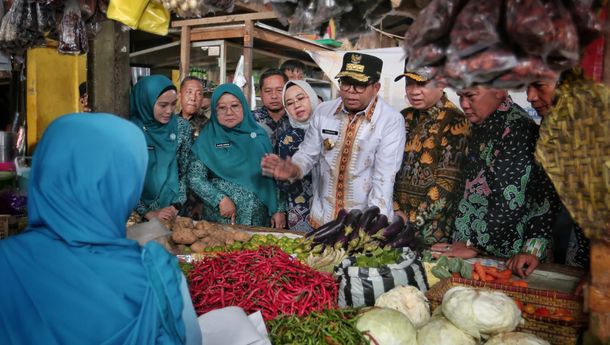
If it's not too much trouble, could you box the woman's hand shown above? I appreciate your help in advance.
[145,206,178,221]
[219,196,236,220]
[270,212,286,229]
[506,253,539,278]
[431,242,478,259]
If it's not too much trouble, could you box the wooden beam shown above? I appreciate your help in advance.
[234,0,273,13]
[243,20,254,106]
[252,27,331,52]
[191,26,245,41]
[180,26,191,82]
[172,11,277,28]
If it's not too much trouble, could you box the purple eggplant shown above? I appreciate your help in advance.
[365,214,388,235]
[311,210,349,244]
[355,206,380,234]
[387,225,416,249]
[375,215,405,244]
[307,209,348,238]
[343,208,363,236]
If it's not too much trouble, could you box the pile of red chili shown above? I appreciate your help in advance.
[188,246,338,320]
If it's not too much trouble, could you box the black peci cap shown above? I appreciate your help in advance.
[335,52,383,83]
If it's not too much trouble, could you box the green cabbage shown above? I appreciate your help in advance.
[374,285,430,328]
[356,307,417,345]
[484,332,550,345]
[417,315,477,345]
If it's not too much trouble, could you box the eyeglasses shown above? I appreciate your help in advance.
[285,94,310,108]
[216,104,242,115]
[339,80,372,93]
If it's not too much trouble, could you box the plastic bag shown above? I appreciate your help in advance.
[450,0,501,58]
[106,0,149,29]
[58,0,88,55]
[505,0,555,57]
[126,217,173,251]
[545,0,579,70]
[493,57,557,89]
[407,42,446,70]
[335,247,428,308]
[565,0,602,45]
[444,45,518,89]
[137,0,170,36]
[405,0,466,49]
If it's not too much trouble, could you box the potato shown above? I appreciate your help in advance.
[233,231,251,242]
[171,227,198,245]
[175,216,194,228]
[190,241,207,253]
[159,218,173,230]
[193,228,208,238]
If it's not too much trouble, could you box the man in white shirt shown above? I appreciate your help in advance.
[261,52,406,228]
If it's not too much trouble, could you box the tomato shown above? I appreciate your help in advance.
[553,308,572,317]
[513,299,523,311]
[523,304,536,315]
[535,307,551,317]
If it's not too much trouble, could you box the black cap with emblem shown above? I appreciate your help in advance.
[335,52,383,83]
[394,59,438,83]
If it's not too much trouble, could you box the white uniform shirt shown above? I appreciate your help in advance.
[292,95,406,227]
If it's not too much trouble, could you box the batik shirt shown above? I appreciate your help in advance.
[291,96,406,227]
[252,106,291,153]
[453,98,560,259]
[277,127,314,233]
[394,95,470,248]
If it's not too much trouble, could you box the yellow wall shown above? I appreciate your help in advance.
[26,47,86,152]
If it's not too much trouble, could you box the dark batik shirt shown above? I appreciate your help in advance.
[252,106,291,153]
[277,127,314,233]
[394,94,470,247]
[453,98,561,259]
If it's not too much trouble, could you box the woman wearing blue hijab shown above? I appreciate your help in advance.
[131,75,192,222]
[0,114,201,344]
[188,83,286,228]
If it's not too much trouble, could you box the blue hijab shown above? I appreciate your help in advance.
[192,83,278,214]
[0,114,186,344]
[130,75,180,208]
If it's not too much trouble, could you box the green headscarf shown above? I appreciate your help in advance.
[192,83,278,215]
[130,75,180,209]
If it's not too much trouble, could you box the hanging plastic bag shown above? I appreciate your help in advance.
[450,0,502,58]
[137,0,170,36]
[505,0,555,58]
[106,0,149,29]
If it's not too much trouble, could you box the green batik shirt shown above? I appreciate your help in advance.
[187,155,286,227]
[394,94,470,248]
[453,98,560,259]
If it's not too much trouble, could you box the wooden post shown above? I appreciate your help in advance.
[243,20,254,108]
[180,26,192,82]
[588,240,610,342]
[88,20,130,117]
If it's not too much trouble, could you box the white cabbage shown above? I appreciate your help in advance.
[442,287,521,339]
[375,285,431,328]
[356,307,417,345]
[417,315,477,345]
[484,332,551,345]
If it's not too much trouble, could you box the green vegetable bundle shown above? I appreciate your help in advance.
[268,308,368,345]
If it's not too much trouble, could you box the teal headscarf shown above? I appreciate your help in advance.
[0,114,186,344]
[192,83,278,214]
[130,75,180,208]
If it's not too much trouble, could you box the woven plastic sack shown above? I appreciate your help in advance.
[106,0,149,29]
[137,1,170,36]
[335,247,428,308]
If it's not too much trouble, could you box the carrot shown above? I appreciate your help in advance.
[511,280,529,288]
[474,263,488,281]
[472,272,480,281]
[451,272,461,279]
[494,278,511,284]
[484,266,498,274]
[487,268,512,279]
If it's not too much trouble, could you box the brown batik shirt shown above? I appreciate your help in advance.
[393,94,470,248]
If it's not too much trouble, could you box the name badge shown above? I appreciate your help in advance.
[322,129,338,135]
[215,143,231,148]
[147,145,154,151]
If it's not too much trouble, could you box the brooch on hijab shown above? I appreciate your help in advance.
[250,132,257,139]
[323,138,335,151]
[169,133,176,141]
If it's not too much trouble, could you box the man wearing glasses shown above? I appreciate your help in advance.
[262,52,405,228]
